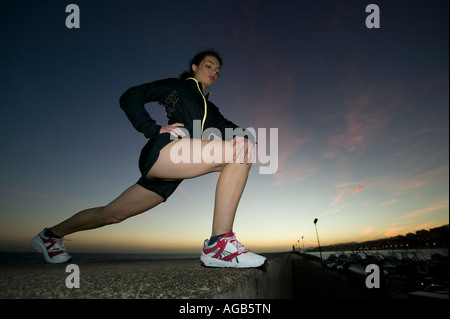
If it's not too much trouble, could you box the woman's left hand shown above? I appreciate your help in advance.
[232,136,255,164]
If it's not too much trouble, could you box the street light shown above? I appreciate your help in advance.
[313,218,324,269]
[301,236,304,255]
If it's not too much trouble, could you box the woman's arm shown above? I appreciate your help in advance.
[119,83,162,139]
[120,79,183,139]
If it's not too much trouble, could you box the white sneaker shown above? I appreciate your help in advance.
[200,230,266,268]
[30,228,72,263]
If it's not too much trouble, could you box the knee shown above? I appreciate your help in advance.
[238,163,252,172]
[223,162,252,173]
[98,207,126,225]
[105,215,124,225]
[213,161,227,172]
[243,163,252,174]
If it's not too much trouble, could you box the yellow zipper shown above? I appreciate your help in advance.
[187,77,207,138]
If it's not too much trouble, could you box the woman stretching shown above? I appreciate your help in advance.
[30,50,266,268]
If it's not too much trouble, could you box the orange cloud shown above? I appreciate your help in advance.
[362,227,373,235]
[327,102,391,154]
[323,77,401,161]
[370,164,449,196]
[331,183,366,206]
[402,200,449,219]
[331,188,347,206]
[351,184,366,193]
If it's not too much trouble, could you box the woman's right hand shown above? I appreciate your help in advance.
[232,136,255,164]
[160,123,186,138]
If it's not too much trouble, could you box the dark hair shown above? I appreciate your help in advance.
[179,50,223,80]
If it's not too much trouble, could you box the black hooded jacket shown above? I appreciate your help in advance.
[119,77,253,142]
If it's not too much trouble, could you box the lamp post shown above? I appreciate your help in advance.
[301,236,304,255]
[313,218,324,269]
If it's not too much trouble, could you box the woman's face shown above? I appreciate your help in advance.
[192,55,221,90]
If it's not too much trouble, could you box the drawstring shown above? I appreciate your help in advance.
[186,77,208,137]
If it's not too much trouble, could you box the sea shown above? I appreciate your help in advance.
[2,248,448,265]
[0,252,199,265]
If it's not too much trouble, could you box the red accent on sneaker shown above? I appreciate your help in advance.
[48,249,65,258]
[202,230,248,261]
[40,234,56,248]
[39,235,65,258]
[220,251,241,262]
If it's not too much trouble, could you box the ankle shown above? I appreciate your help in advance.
[209,233,226,245]
[44,228,62,239]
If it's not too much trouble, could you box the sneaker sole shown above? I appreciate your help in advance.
[200,255,266,269]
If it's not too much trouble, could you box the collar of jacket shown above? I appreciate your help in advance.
[185,77,211,100]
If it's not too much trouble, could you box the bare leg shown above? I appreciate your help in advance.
[147,138,251,237]
[49,138,251,239]
[50,184,164,237]
[212,162,250,236]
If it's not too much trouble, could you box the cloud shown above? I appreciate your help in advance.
[402,200,449,219]
[326,100,392,156]
[389,127,445,143]
[373,200,449,239]
[398,165,449,194]
[274,165,318,187]
[331,183,366,206]
[323,71,404,161]
[321,149,338,159]
[382,222,440,238]
[383,226,412,237]
[370,164,449,196]
[331,188,347,206]
[379,198,399,206]
[351,184,366,194]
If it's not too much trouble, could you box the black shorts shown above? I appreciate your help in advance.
[136,133,183,201]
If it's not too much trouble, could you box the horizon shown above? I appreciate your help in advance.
[1,1,448,257]
[1,223,447,255]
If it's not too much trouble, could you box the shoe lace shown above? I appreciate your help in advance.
[55,237,70,250]
[226,233,249,253]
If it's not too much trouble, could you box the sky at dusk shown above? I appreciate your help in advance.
[0,0,448,254]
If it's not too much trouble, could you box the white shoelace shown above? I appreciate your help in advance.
[226,233,249,253]
[54,237,70,250]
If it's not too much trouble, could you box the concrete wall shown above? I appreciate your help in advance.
[0,252,293,299]
[214,253,293,299]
